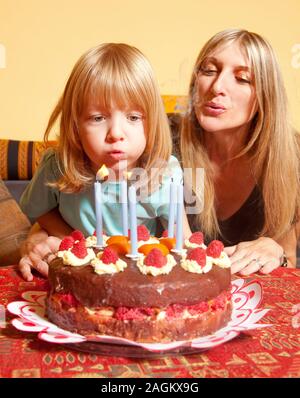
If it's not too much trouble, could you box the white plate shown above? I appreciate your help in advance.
[7,278,271,356]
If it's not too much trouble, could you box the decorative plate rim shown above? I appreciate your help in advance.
[7,278,271,352]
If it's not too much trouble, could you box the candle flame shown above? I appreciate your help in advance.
[123,171,132,180]
[96,164,109,181]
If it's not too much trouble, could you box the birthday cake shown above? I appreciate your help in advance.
[46,227,232,343]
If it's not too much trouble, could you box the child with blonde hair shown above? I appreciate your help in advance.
[19,43,189,281]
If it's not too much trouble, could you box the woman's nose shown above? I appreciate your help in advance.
[210,73,227,96]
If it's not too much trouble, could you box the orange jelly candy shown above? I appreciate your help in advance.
[106,235,129,245]
[107,242,130,256]
[138,243,169,256]
[159,237,176,250]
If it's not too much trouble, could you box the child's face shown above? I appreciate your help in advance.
[78,104,147,178]
[194,41,257,135]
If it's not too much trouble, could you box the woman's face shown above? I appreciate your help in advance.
[194,41,257,134]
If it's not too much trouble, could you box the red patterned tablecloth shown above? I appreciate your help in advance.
[0,266,299,378]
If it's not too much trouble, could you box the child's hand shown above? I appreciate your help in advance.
[18,236,61,281]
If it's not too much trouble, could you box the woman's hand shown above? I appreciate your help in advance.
[224,237,284,275]
[18,233,61,281]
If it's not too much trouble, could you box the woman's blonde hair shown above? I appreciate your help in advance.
[45,43,172,192]
[181,28,300,240]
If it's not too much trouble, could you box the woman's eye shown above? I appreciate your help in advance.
[236,73,252,83]
[200,67,218,75]
[236,76,251,84]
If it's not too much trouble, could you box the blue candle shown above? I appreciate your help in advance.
[121,178,128,236]
[94,180,103,246]
[168,179,177,238]
[175,182,184,251]
[128,184,138,256]
[95,165,109,247]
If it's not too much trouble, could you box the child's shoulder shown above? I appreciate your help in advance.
[40,147,56,162]
[38,148,62,179]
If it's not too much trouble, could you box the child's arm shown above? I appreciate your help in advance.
[37,207,73,238]
[18,208,72,281]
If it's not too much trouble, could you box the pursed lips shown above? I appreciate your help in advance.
[202,101,227,117]
[205,101,226,110]
[107,150,126,160]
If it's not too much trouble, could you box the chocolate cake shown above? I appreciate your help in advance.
[46,230,232,343]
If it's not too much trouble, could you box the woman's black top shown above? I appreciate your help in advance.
[168,113,265,246]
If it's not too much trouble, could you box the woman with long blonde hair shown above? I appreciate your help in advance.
[18,43,187,281]
[181,28,300,275]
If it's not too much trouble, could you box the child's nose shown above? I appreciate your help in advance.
[107,119,125,141]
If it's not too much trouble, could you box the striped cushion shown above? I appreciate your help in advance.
[0,140,57,180]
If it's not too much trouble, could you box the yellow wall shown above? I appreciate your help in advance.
[0,0,299,140]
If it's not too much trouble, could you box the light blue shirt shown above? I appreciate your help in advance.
[20,150,182,236]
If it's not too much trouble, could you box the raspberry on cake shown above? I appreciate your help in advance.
[71,240,88,259]
[57,231,95,266]
[47,230,232,343]
[59,236,75,251]
[136,248,177,276]
[181,247,213,274]
[71,230,85,242]
[91,246,127,275]
[129,225,159,247]
[185,231,206,249]
[206,240,224,258]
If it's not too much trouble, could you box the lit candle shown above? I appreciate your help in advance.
[175,182,184,251]
[168,178,177,238]
[95,165,109,247]
[121,172,131,236]
[128,184,138,256]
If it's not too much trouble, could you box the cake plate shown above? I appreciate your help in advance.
[7,278,271,358]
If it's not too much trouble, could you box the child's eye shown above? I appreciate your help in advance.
[91,115,105,122]
[127,114,143,122]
